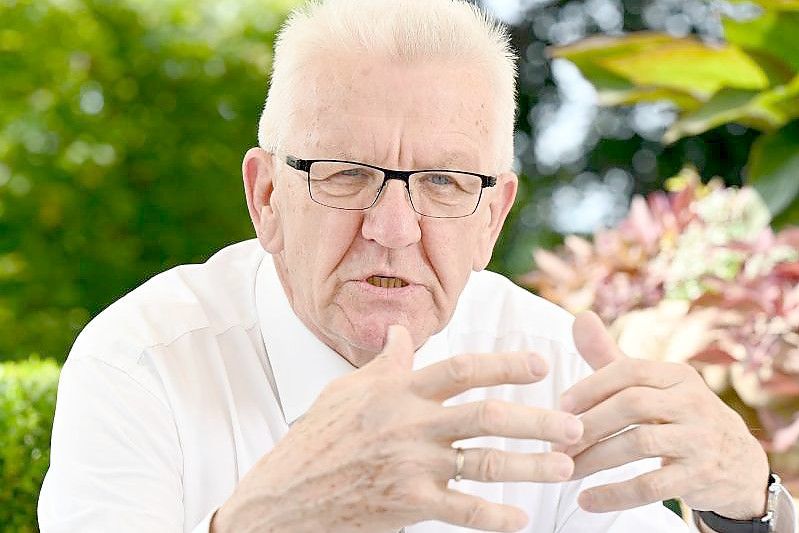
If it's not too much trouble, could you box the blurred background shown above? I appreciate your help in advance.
[3,0,797,365]
[1,0,798,529]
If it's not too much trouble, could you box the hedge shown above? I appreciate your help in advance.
[0,358,60,532]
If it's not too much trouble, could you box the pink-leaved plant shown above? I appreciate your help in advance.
[522,170,799,481]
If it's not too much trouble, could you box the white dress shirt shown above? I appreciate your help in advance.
[40,239,719,532]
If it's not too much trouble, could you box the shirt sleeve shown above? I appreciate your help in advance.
[38,355,187,532]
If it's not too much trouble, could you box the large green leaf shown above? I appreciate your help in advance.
[664,76,799,143]
[756,74,799,121]
[600,40,770,98]
[747,121,799,217]
[772,195,799,227]
[597,86,703,111]
[664,89,772,143]
[728,0,799,11]
[550,32,679,63]
[724,11,799,73]
[552,33,769,104]
[550,33,682,94]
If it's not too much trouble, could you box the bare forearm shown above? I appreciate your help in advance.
[208,482,337,533]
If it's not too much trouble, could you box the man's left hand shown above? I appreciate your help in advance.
[556,311,770,520]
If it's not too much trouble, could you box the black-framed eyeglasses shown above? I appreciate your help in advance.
[284,155,497,219]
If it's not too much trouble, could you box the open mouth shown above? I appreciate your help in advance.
[365,275,409,289]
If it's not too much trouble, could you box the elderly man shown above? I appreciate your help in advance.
[39,0,795,532]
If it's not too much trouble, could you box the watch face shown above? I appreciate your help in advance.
[773,482,795,532]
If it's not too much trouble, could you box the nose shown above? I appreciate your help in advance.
[360,179,422,249]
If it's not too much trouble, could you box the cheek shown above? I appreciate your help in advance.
[283,206,363,291]
[420,220,480,293]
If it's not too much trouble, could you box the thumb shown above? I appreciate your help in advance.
[377,324,415,370]
[572,311,623,371]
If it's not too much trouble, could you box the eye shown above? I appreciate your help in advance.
[427,174,453,186]
[338,168,369,178]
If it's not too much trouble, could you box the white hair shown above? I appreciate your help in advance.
[257,0,518,170]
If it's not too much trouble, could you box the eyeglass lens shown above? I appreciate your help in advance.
[307,161,483,218]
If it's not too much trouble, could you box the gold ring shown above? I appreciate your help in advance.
[453,447,465,482]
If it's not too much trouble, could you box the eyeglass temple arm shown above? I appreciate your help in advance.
[285,155,311,172]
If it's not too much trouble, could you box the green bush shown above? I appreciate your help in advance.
[0,357,60,532]
[0,0,298,363]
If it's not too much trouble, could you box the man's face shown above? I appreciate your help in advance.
[245,56,517,366]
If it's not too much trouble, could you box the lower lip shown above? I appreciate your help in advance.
[353,280,422,297]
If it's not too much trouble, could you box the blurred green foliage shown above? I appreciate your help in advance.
[0,0,770,526]
[0,357,60,531]
[492,0,796,278]
[551,2,799,226]
[0,0,298,363]
[3,0,797,367]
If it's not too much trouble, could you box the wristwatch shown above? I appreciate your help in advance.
[693,473,793,533]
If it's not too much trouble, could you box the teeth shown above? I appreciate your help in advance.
[366,276,408,288]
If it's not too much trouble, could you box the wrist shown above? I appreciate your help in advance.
[211,484,330,533]
[211,494,281,533]
[711,475,769,520]
[711,494,768,521]
[693,472,790,533]
[711,444,770,520]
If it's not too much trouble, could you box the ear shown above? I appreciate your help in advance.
[243,147,284,253]
[472,171,517,271]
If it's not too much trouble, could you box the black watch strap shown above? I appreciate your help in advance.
[694,509,769,533]
[692,473,778,533]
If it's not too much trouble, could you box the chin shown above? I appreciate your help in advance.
[342,323,392,362]
[332,316,424,367]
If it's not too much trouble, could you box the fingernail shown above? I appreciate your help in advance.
[565,416,583,441]
[527,354,547,375]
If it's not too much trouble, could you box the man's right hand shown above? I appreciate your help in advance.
[211,325,584,533]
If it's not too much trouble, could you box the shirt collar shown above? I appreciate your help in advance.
[255,253,451,425]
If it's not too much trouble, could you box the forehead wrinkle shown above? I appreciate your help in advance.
[288,111,488,171]
[298,137,475,168]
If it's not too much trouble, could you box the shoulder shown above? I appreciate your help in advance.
[69,239,266,369]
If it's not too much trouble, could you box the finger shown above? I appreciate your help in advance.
[570,425,686,480]
[451,448,574,483]
[572,311,623,371]
[412,351,548,401]
[374,324,415,370]
[578,463,690,513]
[560,386,680,457]
[560,358,689,415]
[431,489,528,532]
[439,400,583,445]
